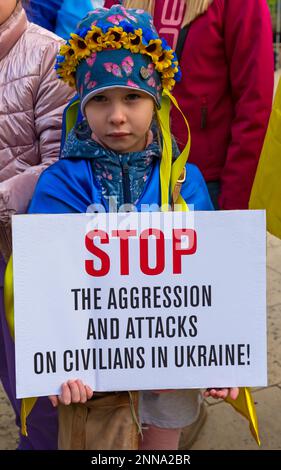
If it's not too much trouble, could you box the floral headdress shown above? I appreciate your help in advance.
[56,6,190,211]
[55,5,181,109]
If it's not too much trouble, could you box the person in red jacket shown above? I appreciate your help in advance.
[105,0,274,210]
[104,0,274,449]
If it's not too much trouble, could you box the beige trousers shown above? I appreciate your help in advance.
[58,391,139,450]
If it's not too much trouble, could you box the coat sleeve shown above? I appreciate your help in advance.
[0,41,74,261]
[219,0,274,210]
[27,159,98,215]
[181,164,214,211]
[0,41,74,215]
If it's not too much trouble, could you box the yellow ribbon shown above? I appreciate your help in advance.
[168,90,191,211]
[4,256,15,339]
[4,256,37,437]
[226,387,260,446]
[157,89,191,211]
[156,91,173,210]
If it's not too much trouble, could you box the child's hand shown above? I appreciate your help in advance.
[48,379,93,407]
[203,387,239,400]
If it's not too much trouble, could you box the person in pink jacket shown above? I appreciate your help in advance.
[105,0,274,210]
[0,0,74,449]
[104,0,274,449]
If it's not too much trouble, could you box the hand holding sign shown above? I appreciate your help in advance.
[203,387,239,400]
[49,380,93,407]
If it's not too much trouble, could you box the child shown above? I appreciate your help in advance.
[27,5,239,450]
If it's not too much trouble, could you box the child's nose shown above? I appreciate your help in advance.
[109,104,126,125]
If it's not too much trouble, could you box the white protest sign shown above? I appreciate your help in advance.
[12,210,266,398]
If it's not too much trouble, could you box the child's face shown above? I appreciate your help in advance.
[84,88,155,153]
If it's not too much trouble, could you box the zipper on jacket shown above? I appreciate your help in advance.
[122,162,131,204]
[200,96,208,129]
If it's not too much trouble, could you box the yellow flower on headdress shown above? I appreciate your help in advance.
[143,38,163,63]
[155,48,175,72]
[58,44,77,67]
[57,68,76,87]
[69,33,91,59]
[103,26,127,49]
[59,44,72,55]
[162,67,176,79]
[162,77,176,91]
[85,26,105,52]
[56,20,181,93]
[125,29,144,53]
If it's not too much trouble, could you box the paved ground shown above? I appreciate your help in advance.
[0,384,19,450]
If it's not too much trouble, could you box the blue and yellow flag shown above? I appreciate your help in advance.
[249,77,281,240]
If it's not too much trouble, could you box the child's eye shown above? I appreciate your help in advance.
[126,93,141,101]
[92,95,107,102]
